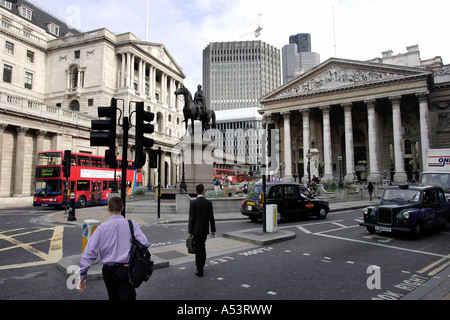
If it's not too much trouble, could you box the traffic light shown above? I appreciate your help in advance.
[90,98,117,168]
[149,149,158,168]
[134,102,155,169]
[62,150,71,178]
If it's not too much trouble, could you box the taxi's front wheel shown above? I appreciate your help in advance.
[317,208,327,219]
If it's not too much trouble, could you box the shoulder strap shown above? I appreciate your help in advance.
[128,219,136,241]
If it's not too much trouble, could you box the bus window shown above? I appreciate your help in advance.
[77,156,90,167]
[36,152,62,166]
[91,157,102,168]
[77,180,90,191]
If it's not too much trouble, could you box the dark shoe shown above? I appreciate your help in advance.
[195,271,203,277]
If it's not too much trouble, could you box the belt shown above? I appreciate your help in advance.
[104,263,130,267]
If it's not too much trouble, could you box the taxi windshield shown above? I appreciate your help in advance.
[382,188,420,203]
[249,184,270,196]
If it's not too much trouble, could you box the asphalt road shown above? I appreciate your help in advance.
[0,206,449,303]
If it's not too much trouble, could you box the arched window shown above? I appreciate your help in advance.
[69,100,80,111]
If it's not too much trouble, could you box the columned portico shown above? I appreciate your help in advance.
[259,57,437,186]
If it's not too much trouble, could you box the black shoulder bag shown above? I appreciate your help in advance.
[128,220,154,288]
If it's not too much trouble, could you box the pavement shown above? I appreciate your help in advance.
[45,199,449,300]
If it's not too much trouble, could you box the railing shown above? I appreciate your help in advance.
[0,91,92,127]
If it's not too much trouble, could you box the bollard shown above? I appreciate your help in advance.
[81,219,100,253]
[265,204,278,233]
[67,192,76,221]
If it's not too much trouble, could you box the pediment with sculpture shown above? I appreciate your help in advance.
[262,58,431,102]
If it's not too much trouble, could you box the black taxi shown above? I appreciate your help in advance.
[240,181,330,222]
[360,184,450,236]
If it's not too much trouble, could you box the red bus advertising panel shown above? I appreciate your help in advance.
[33,151,142,208]
[214,168,235,183]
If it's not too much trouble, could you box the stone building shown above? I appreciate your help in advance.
[0,1,185,204]
[259,55,450,184]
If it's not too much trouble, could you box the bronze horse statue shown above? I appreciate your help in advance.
[174,85,216,135]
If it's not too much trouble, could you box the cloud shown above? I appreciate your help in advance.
[33,0,450,92]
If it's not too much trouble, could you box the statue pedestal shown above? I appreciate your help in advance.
[181,136,215,190]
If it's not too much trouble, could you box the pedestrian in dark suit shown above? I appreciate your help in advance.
[188,184,216,277]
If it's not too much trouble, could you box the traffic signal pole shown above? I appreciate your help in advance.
[121,116,129,218]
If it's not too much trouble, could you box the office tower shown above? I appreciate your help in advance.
[203,41,281,111]
[289,33,311,53]
[282,33,320,84]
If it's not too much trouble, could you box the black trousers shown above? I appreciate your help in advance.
[102,265,136,300]
[193,235,207,273]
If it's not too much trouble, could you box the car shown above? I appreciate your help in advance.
[359,184,450,236]
[240,181,330,222]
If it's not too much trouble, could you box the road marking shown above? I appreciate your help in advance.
[267,291,277,296]
[0,226,64,271]
[297,226,311,234]
[314,233,447,258]
[417,255,450,276]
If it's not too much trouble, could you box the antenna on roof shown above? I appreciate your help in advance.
[332,5,337,57]
[145,0,149,41]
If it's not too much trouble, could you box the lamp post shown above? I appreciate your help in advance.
[306,149,312,186]
[338,154,344,189]
[258,158,267,233]
[179,147,187,193]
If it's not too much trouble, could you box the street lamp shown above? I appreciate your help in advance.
[338,154,344,189]
[306,149,312,185]
[179,147,187,193]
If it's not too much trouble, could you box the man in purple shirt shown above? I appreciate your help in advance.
[78,196,149,300]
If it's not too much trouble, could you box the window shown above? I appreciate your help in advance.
[24,72,33,89]
[5,41,14,55]
[77,180,90,191]
[88,98,94,106]
[3,64,12,83]
[26,50,34,63]
[74,50,80,59]
[72,68,78,88]
[47,23,60,36]
[19,5,33,20]
[0,1,12,10]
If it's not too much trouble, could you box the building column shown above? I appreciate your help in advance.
[320,106,333,180]
[36,130,47,155]
[13,127,29,197]
[281,111,294,182]
[365,99,381,183]
[125,52,131,88]
[390,96,408,183]
[138,59,143,94]
[417,92,430,170]
[0,124,7,197]
[301,109,310,182]
[120,53,126,88]
[342,103,355,182]
[130,54,135,89]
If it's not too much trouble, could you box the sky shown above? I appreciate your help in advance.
[32,0,450,91]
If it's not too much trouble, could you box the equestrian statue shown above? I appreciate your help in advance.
[174,85,216,136]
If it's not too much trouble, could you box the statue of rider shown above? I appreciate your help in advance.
[194,84,207,118]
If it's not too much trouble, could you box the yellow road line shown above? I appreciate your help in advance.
[0,226,64,271]
[417,255,450,276]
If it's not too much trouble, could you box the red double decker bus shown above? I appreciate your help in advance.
[33,151,142,208]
